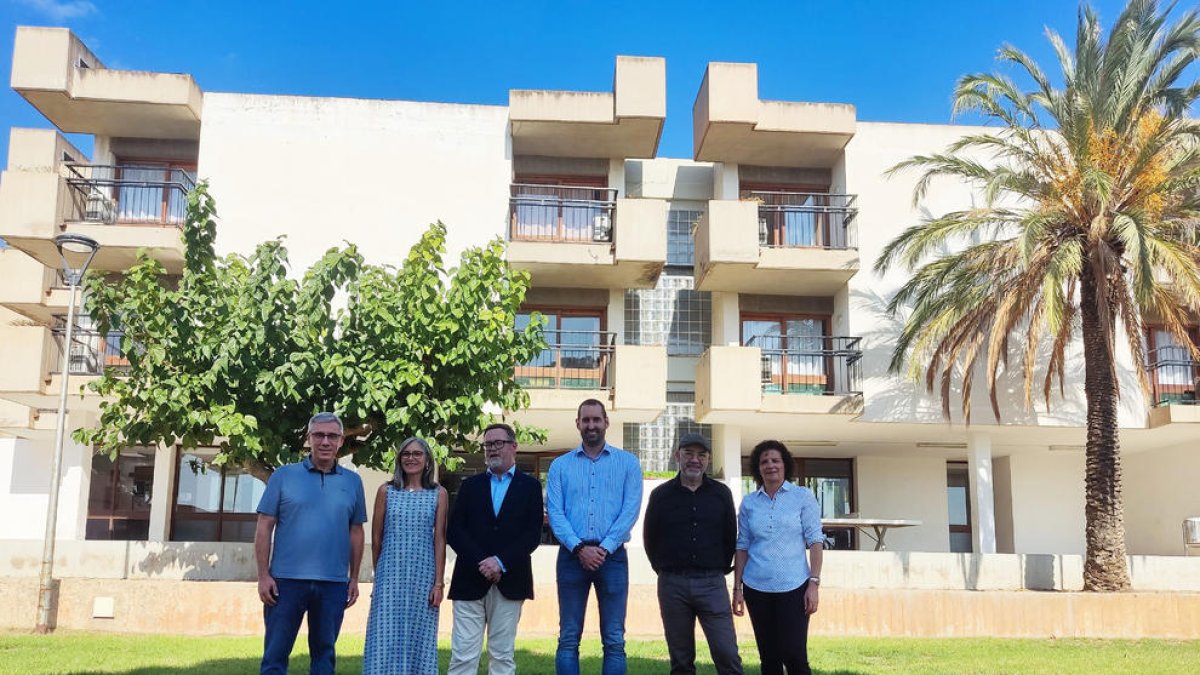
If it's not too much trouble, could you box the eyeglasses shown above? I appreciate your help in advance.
[482,440,513,451]
[309,432,342,442]
[399,450,425,459]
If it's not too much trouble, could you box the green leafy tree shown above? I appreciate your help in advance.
[875,0,1200,591]
[75,183,546,481]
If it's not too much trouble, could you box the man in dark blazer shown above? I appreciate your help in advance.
[447,422,545,675]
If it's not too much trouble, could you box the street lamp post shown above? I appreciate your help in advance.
[35,233,100,634]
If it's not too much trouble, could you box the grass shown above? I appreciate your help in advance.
[0,632,1198,674]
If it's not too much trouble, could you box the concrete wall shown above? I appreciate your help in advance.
[0,433,90,541]
[855,455,950,552]
[1125,442,1200,555]
[4,550,1200,638]
[198,94,512,274]
[1006,451,1087,555]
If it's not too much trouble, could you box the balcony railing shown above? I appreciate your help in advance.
[64,163,196,226]
[743,191,857,250]
[516,331,615,390]
[509,183,617,243]
[745,335,863,396]
[51,323,133,376]
[1148,348,1199,406]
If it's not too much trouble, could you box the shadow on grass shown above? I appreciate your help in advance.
[66,650,870,675]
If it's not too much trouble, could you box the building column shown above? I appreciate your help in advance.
[148,444,177,542]
[607,158,625,197]
[711,291,740,346]
[968,432,997,554]
[711,424,743,505]
[711,162,739,201]
[607,289,625,345]
[59,415,92,540]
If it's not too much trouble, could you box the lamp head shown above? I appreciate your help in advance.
[53,233,100,285]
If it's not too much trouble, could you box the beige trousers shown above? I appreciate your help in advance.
[447,585,525,675]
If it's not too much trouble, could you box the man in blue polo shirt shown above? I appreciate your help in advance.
[255,412,367,675]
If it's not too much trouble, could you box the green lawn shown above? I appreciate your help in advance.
[0,632,1197,674]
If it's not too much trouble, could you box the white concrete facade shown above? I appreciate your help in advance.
[1,28,1198,577]
[198,93,513,271]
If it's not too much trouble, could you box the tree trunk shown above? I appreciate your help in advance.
[1079,275,1132,591]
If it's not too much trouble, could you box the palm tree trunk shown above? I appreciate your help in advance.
[1079,275,1132,592]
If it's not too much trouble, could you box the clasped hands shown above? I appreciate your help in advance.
[478,556,504,583]
[577,544,607,571]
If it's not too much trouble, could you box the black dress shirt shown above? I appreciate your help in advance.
[643,475,737,573]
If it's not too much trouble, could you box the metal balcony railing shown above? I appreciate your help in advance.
[744,335,863,396]
[51,320,134,376]
[515,331,615,390]
[743,191,858,250]
[64,163,196,226]
[1147,348,1199,406]
[509,183,617,243]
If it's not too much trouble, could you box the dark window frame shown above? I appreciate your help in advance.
[86,449,155,541]
[170,450,263,543]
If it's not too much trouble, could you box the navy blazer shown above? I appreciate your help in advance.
[447,468,544,601]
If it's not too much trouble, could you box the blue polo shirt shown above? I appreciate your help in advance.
[257,457,368,582]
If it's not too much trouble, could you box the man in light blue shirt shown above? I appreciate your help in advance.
[546,398,643,675]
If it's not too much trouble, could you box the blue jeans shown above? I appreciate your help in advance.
[555,546,629,675]
[261,578,348,675]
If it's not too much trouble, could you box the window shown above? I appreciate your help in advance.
[1145,325,1199,405]
[742,314,833,394]
[740,181,844,249]
[623,391,711,473]
[509,175,611,242]
[741,456,856,549]
[516,308,608,389]
[172,451,266,542]
[666,209,702,268]
[625,274,711,356]
[86,448,155,540]
[115,161,196,225]
[947,462,972,552]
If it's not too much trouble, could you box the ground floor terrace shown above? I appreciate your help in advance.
[3,410,1199,640]
[1,405,1197,559]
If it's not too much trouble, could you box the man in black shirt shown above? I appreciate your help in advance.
[643,432,743,675]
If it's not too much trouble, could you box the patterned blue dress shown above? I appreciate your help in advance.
[363,486,440,674]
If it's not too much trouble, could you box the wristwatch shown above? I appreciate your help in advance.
[809,576,821,585]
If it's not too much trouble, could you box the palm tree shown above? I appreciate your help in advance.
[875,0,1200,591]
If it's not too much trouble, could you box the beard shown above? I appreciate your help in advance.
[486,455,502,470]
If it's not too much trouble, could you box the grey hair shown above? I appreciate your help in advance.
[307,412,343,435]
[392,436,438,490]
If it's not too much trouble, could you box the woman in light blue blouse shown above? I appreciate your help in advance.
[732,440,824,675]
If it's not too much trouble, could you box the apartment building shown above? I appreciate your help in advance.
[1,26,1197,579]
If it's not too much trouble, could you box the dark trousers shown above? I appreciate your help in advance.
[261,578,348,675]
[743,583,811,675]
[555,546,629,675]
[657,571,744,675]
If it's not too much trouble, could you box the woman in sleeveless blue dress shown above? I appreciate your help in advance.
[363,437,448,674]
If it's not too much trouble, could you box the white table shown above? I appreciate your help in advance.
[821,518,923,551]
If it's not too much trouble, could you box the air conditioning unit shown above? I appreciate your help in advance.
[593,214,612,242]
[85,189,116,224]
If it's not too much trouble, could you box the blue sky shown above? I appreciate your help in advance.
[0,0,1147,165]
